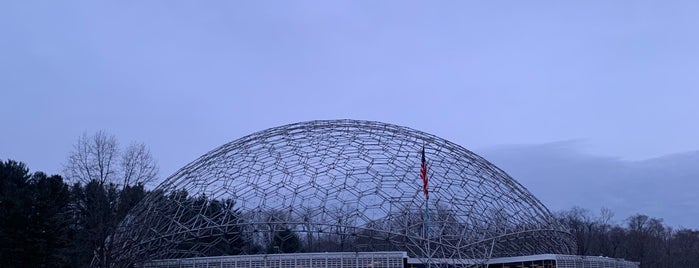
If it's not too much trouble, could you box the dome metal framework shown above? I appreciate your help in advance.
[110,120,575,266]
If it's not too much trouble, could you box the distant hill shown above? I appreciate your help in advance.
[475,141,699,229]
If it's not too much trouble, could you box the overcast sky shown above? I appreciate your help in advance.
[2,1,698,224]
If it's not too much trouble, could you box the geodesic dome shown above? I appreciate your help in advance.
[110,120,575,266]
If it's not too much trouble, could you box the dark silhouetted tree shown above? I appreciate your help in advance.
[0,160,71,267]
[26,172,72,267]
[0,160,33,266]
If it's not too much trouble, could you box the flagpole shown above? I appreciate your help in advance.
[421,145,431,268]
[426,201,430,268]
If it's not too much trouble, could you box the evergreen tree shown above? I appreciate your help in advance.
[26,172,71,267]
[0,160,72,267]
[0,160,32,267]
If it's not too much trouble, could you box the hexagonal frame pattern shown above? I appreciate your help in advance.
[110,120,575,266]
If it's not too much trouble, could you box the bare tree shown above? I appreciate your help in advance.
[556,207,594,255]
[599,207,614,225]
[64,131,159,187]
[120,142,158,187]
[64,131,119,185]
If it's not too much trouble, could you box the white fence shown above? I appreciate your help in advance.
[138,252,407,268]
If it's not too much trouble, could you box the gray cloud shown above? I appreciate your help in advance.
[476,141,699,229]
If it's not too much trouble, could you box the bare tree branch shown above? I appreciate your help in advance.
[64,131,158,188]
[120,142,159,188]
[64,131,119,185]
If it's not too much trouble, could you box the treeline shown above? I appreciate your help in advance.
[0,160,148,267]
[0,159,305,267]
[2,158,699,267]
[556,207,699,267]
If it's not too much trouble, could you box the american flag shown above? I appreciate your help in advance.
[421,146,428,200]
